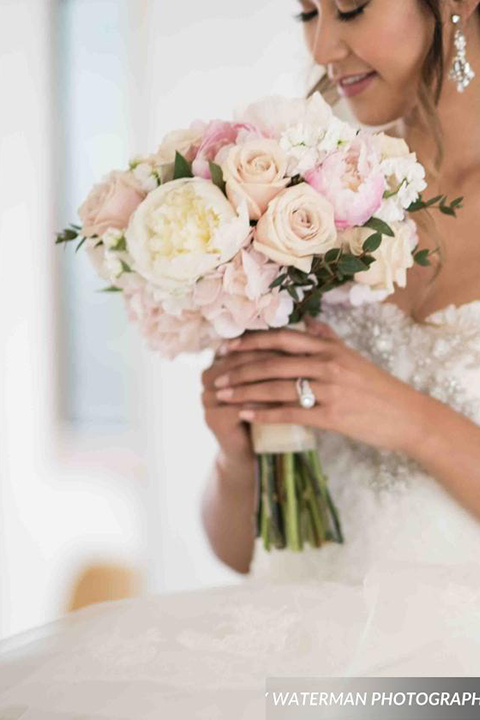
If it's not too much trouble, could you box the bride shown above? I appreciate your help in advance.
[2,0,480,717]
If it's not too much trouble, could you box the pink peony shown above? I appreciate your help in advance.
[191,121,264,179]
[305,133,386,231]
[194,247,293,338]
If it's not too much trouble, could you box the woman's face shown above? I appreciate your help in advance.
[298,0,437,126]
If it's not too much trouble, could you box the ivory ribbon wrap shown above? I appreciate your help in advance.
[251,422,317,454]
[250,319,317,454]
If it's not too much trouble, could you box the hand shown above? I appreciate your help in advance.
[201,346,287,468]
[213,317,430,456]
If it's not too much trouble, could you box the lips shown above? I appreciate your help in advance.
[338,71,376,87]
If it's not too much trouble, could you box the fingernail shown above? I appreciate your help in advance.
[216,388,233,401]
[214,373,230,388]
[217,343,229,356]
[239,410,255,421]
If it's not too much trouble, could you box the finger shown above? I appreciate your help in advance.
[225,328,334,356]
[215,379,328,406]
[237,405,331,429]
[202,350,283,388]
[305,315,340,340]
[213,356,339,389]
[203,387,293,409]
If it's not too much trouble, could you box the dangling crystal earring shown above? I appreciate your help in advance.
[449,13,475,92]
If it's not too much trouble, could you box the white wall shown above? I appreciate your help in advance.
[0,0,312,638]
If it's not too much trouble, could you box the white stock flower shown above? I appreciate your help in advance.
[125,178,251,293]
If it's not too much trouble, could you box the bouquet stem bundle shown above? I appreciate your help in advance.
[255,449,343,551]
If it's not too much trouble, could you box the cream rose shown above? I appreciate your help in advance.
[253,184,338,273]
[223,139,290,221]
[78,170,146,238]
[353,219,418,294]
[125,178,250,291]
[339,225,374,256]
[153,126,205,183]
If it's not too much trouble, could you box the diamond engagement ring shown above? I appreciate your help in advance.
[295,377,316,409]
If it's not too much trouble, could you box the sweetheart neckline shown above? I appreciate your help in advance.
[379,299,480,325]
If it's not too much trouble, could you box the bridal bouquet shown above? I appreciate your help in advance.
[56,92,462,552]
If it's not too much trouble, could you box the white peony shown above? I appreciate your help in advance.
[125,178,251,293]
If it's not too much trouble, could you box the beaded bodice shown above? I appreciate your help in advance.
[249,299,480,584]
[316,299,480,492]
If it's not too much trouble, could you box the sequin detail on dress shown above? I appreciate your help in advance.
[315,300,480,492]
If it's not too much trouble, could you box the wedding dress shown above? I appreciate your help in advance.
[1,299,480,719]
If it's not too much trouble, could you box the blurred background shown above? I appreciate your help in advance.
[0,0,352,641]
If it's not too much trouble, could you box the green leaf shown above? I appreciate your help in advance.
[439,204,456,217]
[423,194,444,207]
[287,285,300,302]
[325,248,342,263]
[98,285,122,293]
[75,236,87,253]
[120,260,133,273]
[407,199,426,212]
[414,249,431,266]
[208,162,226,194]
[111,236,127,252]
[450,196,464,208]
[338,255,369,275]
[362,233,382,253]
[363,217,394,237]
[269,273,287,289]
[55,227,79,244]
[173,151,193,180]
[94,240,103,249]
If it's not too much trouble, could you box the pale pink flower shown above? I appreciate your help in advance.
[305,133,386,231]
[78,170,146,238]
[191,121,263,179]
[195,248,293,338]
[124,282,216,359]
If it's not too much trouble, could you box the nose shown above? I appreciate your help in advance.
[309,12,350,69]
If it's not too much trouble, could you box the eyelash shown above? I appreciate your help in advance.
[294,3,368,24]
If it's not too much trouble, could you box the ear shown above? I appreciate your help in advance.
[451,0,480,22]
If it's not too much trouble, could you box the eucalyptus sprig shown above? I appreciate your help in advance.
[55,224,88,253]
[407,193,464,216]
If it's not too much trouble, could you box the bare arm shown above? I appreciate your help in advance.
[405,395,480,521]
[201,450,257,575]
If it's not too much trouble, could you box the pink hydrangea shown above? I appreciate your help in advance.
[194,247,293,338]
[123,282,216,359]
[305,133,386,231]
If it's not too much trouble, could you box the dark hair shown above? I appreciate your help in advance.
[306,2,480,319]
[308,1,480,176]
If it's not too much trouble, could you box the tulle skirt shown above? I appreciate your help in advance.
[1,553,480,720]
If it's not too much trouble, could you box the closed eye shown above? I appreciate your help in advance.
[294,2,369,24]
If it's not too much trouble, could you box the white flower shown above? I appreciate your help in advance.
[104,251,124,280]
[353,218,418,295]
[101,227,125,249]
[318,116,358,154]
[376,152,427,223]
[131,162,159,193]
[125,178,251,293]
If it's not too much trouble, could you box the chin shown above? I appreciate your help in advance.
[346,88,411,129]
